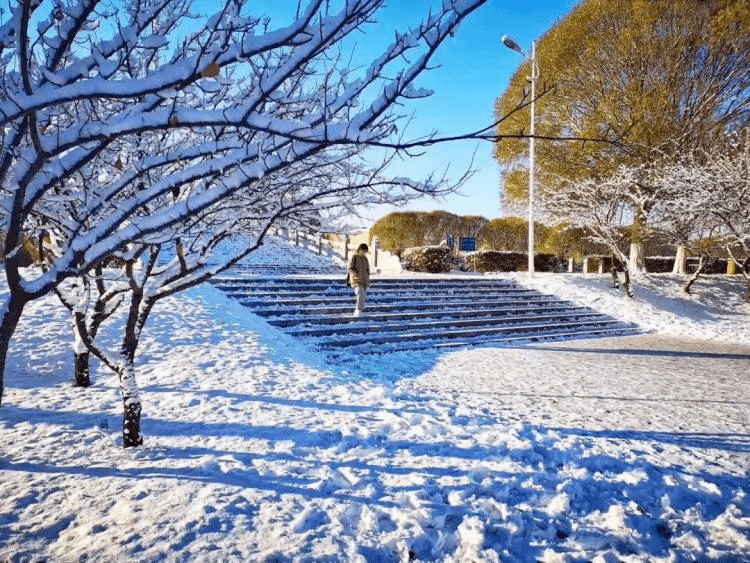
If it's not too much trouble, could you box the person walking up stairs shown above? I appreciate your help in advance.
[347,243,370,318]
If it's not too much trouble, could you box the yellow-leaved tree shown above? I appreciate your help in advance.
[495,0,750,270]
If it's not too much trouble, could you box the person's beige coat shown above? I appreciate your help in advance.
[347,253,370,288]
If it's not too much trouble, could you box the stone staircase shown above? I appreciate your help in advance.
[211,275,641,354]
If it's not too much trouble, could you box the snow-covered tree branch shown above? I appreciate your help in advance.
[540,131,750,300]
[0,0,488,410]
[537,170,637,297]
[655,133,750,297]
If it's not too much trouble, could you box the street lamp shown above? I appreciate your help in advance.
[501,34,537,279]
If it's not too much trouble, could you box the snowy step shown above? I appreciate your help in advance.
[334,325,642,355]
[213,271,518,289]
[217,284,529,299]
[266,303,596,327]
[233,289,547,308]
[316,318,637,349]
[287,311,618,338]
[213,279,518,294]
[247,297,574,317]
[214,275,515,285]
[211,273,642,352]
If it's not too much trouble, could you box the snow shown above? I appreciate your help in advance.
[1,241,749,562]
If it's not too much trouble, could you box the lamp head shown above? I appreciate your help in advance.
[501,34,525,55]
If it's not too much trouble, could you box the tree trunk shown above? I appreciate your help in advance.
[74,351,91,387]
[610,256,620,288]
[622,267,634,298]
[123,400,143,448]
[629,242,645,273]
[118,286,151,448]
[684,254,707,294]
[610,268,620,288]
[120,358,143,448]
[72,318,91,387]
[0,293,27,406]
[673,245,687,274]
[741,258,750,301]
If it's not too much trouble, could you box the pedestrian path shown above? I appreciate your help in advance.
[402,334,750,437]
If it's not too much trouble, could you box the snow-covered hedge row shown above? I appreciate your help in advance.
[399,248,736,275]
[469,250,524,272]
[644,256,730,274]
[687,257,732,274]
[400,248,566,273]
[400,246,452,273]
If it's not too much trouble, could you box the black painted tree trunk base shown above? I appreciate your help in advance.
[623,270,633,298]
[74,352,91,387]
[610,267,620,289]
[123,401,143,448]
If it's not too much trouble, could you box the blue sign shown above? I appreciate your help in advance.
[459,237,476,252]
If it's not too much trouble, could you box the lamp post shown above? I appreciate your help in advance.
[501,35,537,279]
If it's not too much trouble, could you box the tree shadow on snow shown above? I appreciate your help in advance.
[550,426,750,453]
[2,400,749,561]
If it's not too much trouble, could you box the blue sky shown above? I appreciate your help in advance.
[197,0,581,223]
[355,0,581,224]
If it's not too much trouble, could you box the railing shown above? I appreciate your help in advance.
[271,228,403,273]
[271,227,348,262]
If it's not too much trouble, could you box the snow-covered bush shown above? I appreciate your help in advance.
[401,246,452,273]
[467,251,563,273]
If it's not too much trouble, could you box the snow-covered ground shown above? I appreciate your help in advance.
[1,244,749,562]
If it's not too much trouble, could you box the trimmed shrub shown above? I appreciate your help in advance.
[464,251,564,272]
[645,256,674,273]
[469,251,524,272]
[535,253,565,273]
[401,246,452,273]
[686,257,728,274]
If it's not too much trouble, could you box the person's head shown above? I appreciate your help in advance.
[357,243,369,254]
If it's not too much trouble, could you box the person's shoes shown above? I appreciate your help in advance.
[353,309,362,318]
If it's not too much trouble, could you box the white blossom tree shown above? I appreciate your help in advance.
[0,0,491,409]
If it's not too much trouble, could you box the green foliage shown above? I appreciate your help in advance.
[477,217,527,251]
[370,211,488,255]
